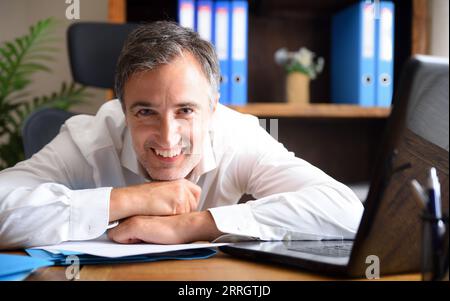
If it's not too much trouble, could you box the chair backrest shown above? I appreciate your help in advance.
[22,23,137,158]
[67,22,138,89]
[22,108,76,159]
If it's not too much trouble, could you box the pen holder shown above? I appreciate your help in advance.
[421,212,449,281]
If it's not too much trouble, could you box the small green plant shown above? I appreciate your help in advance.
[275,47,325,79]
[0,18,90,169]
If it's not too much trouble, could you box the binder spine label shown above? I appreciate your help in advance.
[362,3,375,59]
[216,8,229,60]
[232,6,247,61]
[198,4,213,42]
[180,1,195,29]
[380,7,393,62]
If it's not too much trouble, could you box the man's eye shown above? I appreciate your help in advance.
[136,109,155,117]
[179,107,194,115]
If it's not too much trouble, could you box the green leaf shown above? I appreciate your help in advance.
[0,18,91,170]
[15,37,25,52]
[22,54,54,62]
[0,48,14,68]
[5,42,19,59]
[0,59,9,72]
[17,62,52,73]
[4,91,31,103]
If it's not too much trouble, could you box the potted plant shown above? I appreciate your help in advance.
[275,47,325,104]
[0,18,90,170]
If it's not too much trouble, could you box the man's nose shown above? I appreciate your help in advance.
[158,115,181,148]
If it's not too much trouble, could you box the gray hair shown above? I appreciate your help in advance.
[114,21,220,105]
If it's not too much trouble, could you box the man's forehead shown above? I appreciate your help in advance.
[129,52,206,82]
[122,53,213,110]
[124,82,208,108]
[127,99,202,109]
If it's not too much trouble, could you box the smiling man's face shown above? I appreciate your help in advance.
[123,52,217,181]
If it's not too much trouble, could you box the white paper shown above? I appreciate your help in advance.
[31,234,229,258]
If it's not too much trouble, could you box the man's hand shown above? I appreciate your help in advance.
[109,179,202,222]
[107,211,223,244]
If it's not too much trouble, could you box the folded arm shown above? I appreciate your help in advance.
[208,123,365,241]
[0,131,114,249]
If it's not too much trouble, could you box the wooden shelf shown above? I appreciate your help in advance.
[227,103,391,119]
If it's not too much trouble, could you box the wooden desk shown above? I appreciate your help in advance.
[6,250,420,281]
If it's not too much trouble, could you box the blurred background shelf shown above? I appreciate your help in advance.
[228,103,391,118]
[107,0,431,185]
[111,0,429,105]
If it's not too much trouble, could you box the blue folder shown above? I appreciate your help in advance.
[229,0,248,105]
[196,0,214,43]
[375,1,395,107]
[331,1,376,106]
[25,247,217,266]
[214,0,232,105]
[178,0,196,30]
[0,254,53,281]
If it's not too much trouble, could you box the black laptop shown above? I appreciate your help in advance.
[220,56,449,277]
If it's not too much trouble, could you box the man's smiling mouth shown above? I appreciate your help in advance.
[149,147,186,163]
[152,148,182,158]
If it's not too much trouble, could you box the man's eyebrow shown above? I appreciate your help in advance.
[175,102,200,109]
[128,101,201,111]
[128,101,155,111]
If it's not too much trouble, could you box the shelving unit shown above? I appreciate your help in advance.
[107,0,429,183]
[229,103,391,119]
[108,0,428,106]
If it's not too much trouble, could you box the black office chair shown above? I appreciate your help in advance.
[22,108,76,159]
[67,22,138,89]
[22,22,138,158]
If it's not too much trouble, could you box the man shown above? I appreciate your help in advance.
[0,21,363,249]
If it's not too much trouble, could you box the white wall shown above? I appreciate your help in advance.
[0,0,109,114]
[430,0,449,58]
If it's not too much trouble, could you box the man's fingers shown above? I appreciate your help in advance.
[185,194,192,213]
[171,180,201,214]
[188,189,199,211]
[188,182,201,212]
[185,180,202,201]
[193,184,202,201]
[108,227,128,243]
[107,218,142,244]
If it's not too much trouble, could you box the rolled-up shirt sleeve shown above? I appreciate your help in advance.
[209,117,364,241]
[0,131,110,249]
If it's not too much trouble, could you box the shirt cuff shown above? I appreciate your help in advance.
[208,203,262,238]
[68,187,112,240]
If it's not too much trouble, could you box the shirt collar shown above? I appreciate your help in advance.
[120,127,217,183]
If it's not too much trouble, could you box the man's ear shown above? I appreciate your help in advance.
[121,101,128,126]
[211,94,219,113]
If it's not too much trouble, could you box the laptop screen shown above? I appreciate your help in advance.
[348,55,449,276]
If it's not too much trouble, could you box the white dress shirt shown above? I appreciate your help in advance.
[0,99,364,249]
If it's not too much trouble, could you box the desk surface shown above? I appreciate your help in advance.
[12,251,420,281]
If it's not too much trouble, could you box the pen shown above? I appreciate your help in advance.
[426,168,446,280]
[427,168,442,219]
[411,179,427,209]
[427,168,446,235]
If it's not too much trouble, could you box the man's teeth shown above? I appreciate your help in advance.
[154,148,182,158]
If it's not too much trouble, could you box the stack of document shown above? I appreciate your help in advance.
[26,234,228,265]
[0,254,53,281]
